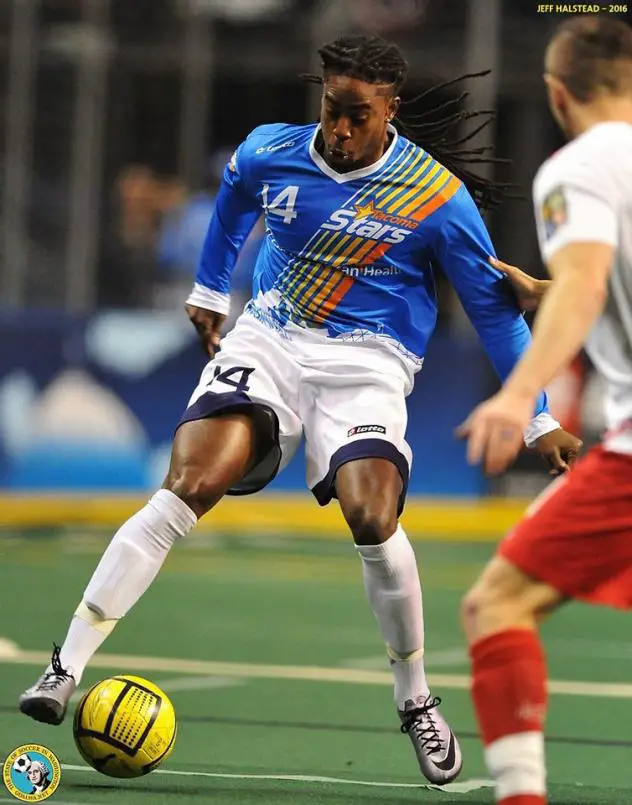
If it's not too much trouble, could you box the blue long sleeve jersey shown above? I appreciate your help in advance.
[190,122,550,420]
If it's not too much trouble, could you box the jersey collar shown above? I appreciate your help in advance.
[309,124,399,184]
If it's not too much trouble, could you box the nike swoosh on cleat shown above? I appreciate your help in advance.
[434,732,456,772]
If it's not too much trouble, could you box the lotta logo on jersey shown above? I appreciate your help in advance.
[3,745,61,802]
[321,200,418,245]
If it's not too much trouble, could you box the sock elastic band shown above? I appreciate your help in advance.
[74,600,118,636]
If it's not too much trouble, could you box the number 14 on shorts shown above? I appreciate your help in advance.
[207,366,255,394]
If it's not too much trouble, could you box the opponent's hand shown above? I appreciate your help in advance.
[185,304,226,358]
[532,428,583,476]
[457,389,534,476]
[490,256,551,312]
[458,390,584,476]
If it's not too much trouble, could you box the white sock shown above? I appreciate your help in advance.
[58,614,113,682]
[55,490,197,683]
[355,524,430,708]
[485,732,546,800]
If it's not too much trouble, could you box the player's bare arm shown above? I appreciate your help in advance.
[503,242,612,399]
[433,185,580,476]
[488,258,577,476]
[461,241,612,475]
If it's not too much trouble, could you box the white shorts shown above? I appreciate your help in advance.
[178,313,414,513]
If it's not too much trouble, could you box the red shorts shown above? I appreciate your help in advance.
[499,446,632,610]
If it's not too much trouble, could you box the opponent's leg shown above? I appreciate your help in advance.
[336,458,461,785]
[19,414,256,725]
[461,556,562,805]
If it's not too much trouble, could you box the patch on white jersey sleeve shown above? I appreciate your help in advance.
[540,186,567,242]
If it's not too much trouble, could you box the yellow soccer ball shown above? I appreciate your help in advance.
[73,675,177,778]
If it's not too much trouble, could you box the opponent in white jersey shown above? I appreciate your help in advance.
[459,16,632,805]
[534,121,632,454]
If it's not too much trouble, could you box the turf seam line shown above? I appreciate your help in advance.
[60,764,494,793]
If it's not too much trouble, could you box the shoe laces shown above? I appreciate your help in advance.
[399,695,444,755]
[39,644,73,691]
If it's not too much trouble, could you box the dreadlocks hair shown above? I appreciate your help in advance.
[301,34,514,212]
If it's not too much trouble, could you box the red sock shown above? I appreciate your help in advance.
[470,629,547,805]
[502,799,546,805]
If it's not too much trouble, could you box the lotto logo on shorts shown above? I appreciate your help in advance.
[348,425,386,436]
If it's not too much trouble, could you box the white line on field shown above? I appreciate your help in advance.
[3,646,632,699]
[343,648,467,672]
[60,763,494,793]
[154,675,246,693]
[0,638,20,658]
[69,674,244,703]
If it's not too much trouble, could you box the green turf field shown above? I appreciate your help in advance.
[1,528,630,804]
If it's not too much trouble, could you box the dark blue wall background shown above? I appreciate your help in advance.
[0,312,492,495]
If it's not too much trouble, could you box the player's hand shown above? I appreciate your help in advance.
[490,256,551,312]
[531,428,583,476]
[185,304,226,358]
[457,389,534,476]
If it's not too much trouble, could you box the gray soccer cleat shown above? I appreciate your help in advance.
[398,694,463,785]
[19,644,76,725]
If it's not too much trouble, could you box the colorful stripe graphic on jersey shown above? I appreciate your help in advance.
[276,142,420,301]
[281,161,460,326]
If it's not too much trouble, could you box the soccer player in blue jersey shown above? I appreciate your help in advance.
[20,35,581,785]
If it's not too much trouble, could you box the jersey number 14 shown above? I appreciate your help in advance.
[262,184,299,224]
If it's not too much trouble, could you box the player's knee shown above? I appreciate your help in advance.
[165,467,229,517]
[345,503,398,545]
[460,570,540,643]
[460,584,496,643]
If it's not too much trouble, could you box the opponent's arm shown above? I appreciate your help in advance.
[186,146,261,356]
[431,184,580,472]
[502,242,611,401]
[458,177,617,475]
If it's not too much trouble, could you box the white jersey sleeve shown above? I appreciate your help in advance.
[531,123,632,455]
[532,127,621,263]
